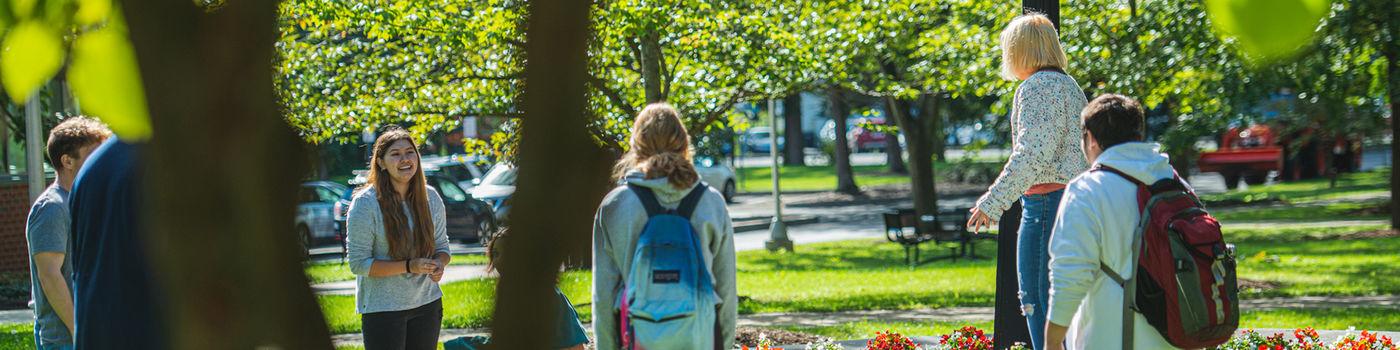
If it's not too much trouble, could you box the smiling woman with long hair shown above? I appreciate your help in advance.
[345,127,451,350]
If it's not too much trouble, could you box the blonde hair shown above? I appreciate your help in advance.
[999,13,1068,80]
[612,103,699,189]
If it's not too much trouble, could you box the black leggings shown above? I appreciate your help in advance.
[362,299,443,350]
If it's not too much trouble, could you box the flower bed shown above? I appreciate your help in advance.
[1213,328,1396,350]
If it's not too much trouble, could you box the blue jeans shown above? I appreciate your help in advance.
[1017,190,1064,350]
[34,334,73,350]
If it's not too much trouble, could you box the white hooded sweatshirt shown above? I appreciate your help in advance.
[1047,142,1181,350]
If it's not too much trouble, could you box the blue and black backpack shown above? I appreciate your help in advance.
[617,183,721,350]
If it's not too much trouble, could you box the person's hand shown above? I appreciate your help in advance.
[409,258,440,274]
[967,207,995,233]
[431,269,445,282]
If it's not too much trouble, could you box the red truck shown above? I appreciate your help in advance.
[1197,125,1360,190]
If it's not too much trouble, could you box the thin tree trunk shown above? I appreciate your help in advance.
[829,88,859,194]
[491,2,598,349]
[882,99,908,174]
[121,0,330,348]
[783,94,805,166]
[930,97,947,162]
[1388,48,1399,227]
[640,31,664,103]
[888,95,939,223]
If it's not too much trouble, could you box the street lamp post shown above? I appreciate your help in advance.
[764,98,793,252]
[25,93,43,202]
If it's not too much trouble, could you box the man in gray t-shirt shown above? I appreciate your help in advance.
[25,117,110,350]
[27,184,74,349]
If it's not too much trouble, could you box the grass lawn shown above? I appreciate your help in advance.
[1211,200,1387,222]
[305,254,489,284]
[312,225,1398,334]
[735,161,1003,193]
[1200,169,1390,206]
[1,323,31,350]
[738,165,911,192]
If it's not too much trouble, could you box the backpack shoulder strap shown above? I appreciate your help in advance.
[1091,164,1145,350]
[628,184,666,217]
[676,182,709,219]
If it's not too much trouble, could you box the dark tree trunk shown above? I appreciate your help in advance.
[121,0,331,348]
[887,95,938,224]
[640,31,664,103]
[783,94,806,166]
[490,2,598,349]
[880,92,909,174]
[829,88,860,194]
[915,94,944,166]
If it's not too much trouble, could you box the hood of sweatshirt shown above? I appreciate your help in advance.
[1092,142,1175,184]
[623,171,700,205]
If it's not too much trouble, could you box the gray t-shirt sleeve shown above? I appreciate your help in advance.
[26,199,70,255]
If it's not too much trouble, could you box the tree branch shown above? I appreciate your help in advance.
[691,89,751,133]
[588,75,637,117]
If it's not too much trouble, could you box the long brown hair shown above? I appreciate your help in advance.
[612,103,699,189]
[363,128,436,260]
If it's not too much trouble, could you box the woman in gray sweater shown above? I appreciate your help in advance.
[346,128,452,350]
[592,103,737,350]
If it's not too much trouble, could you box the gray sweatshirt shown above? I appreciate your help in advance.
[591,173,737,350]
[346,186,451,314]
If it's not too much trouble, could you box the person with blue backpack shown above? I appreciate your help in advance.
[592,103,738,350]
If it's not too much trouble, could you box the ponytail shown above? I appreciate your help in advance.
[613,103,699,189]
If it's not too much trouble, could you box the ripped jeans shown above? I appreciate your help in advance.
[1017,190,1064,350]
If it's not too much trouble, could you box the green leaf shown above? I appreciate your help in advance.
[1205,0,1331,62]
[10,0,36,18]
[75,0,112,25]
[1,21,63,103]
[68,25,152,140]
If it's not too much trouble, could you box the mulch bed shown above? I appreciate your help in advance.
[1238,278,1283,292]
[735,326,831,347]
[1336,228,1400,240]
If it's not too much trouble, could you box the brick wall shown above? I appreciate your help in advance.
[0,180,32,276]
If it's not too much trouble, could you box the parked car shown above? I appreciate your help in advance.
[743,127,785,153]
[421,154,489,192]
[297,181,349,251]
[820,118,900,152]
[694,156,737,202]
[469,162,516,225]
[342,170,495,243]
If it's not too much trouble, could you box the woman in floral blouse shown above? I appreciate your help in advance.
[966,13,1089,350]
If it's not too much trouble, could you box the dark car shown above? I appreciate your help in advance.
[339,170,496,244]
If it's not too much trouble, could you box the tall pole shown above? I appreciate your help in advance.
[25,93,44,202]
[1022,0,1061,29]
[765,98,793,252]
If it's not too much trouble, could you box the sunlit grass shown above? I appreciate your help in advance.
[305,254,489,284]
[1201,169,1390,205]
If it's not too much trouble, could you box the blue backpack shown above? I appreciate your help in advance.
[618,183,720,350]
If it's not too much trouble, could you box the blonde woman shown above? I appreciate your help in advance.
[592,103,737,350]
[346,128,451,350]
[966,13,1088,350]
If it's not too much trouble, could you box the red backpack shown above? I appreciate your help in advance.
[1095,165,1239,349]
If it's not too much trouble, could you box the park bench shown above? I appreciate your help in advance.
[882,207,993,266]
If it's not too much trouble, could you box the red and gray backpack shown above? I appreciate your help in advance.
[1095,165,1239,349]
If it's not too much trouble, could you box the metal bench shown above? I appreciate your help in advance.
[883,207,992,266]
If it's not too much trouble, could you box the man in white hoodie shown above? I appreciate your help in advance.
[1044,94,1179,350]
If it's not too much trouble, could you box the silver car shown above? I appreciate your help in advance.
[296,181,348,250]
[694,157,736,202]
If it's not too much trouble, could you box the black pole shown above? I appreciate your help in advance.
[992,202,1031,349]
[1021,0,1061,30]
